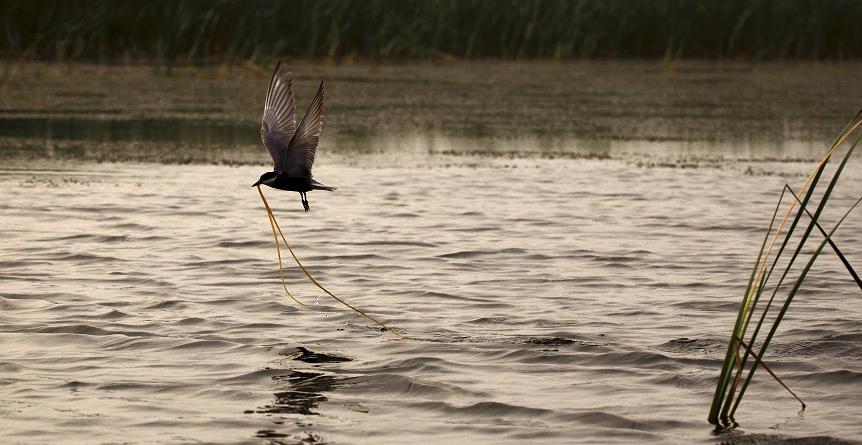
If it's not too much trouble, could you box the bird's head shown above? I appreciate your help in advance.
[252,171,277,187]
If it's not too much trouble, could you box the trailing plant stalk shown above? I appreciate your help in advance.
[257,186,405,340]
[264,197,308,308]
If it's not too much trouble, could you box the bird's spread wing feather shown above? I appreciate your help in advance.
[283,81,325,178]
[260,61,297,172]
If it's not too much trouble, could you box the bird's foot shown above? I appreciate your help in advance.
[302,201,310,212]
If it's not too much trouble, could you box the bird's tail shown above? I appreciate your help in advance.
[310,180,337,191]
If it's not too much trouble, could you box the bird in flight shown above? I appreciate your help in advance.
[252,61,336,212]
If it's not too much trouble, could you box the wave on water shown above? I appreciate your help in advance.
[1,161,860,444]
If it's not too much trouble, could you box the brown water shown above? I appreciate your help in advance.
[1,62,861,444]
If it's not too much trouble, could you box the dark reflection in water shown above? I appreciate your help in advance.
[255,429,326,445]
[0,116,256,145]
[255,429,289,439]
[256,370,346,416]
[251,371,343,443]
[714,433,860,445]
[0,115,828,164]
[250,347,355,442]
[255,428,326,445]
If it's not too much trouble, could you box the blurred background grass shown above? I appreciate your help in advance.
[3,0,861,66]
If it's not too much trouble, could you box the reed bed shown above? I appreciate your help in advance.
[708,111,862,426]
[3,0,862,65]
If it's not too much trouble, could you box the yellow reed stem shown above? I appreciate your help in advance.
[263,197,308,308]
[267,200,308,308]
[257,186,405,340]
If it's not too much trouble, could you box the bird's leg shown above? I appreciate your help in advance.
[301,192,310,212]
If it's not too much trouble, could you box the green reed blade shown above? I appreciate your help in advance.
[718,140,834,422]
[729,133,861,418]
[708,185,786,424]
[709,109,862,424]
[742,161,829,334]
[785,185,862,291]
[740,109,862,339]
[731,193,862,418]
[736,131,860,380]
[720,154,832,420]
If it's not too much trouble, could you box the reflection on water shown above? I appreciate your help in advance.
[258,370,340,416]
[0,115,831,165]
[252,348,355,442]
[0,116,254,145]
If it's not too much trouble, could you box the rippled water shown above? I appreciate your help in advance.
[1,62,861,444]
[1,151,860,444]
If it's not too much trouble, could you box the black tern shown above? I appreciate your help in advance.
[252,61,336,212]
[251,62,404,339]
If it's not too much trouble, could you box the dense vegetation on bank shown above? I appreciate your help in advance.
[3,0,861,63]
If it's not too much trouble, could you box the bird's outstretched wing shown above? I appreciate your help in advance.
[260,61,297,172]
[283,81,325,178]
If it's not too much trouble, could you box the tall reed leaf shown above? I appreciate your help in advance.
[708,111,862,425]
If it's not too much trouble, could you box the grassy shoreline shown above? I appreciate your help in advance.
[4,0,862,63]
[2,60,861,142]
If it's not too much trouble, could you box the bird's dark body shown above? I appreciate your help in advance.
[254,61,334,212]
[266,175,328,193]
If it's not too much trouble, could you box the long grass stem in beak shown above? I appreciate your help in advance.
[256,185,405,340]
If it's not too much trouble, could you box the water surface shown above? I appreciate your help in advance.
[0,62,861,444]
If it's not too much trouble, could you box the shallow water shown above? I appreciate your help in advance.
[2,153,860,444]
[1,62,861,444]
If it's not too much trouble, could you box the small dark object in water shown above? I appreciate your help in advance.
[287,346,352,364]
[527,337,576,346]
[252,61,336,212]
